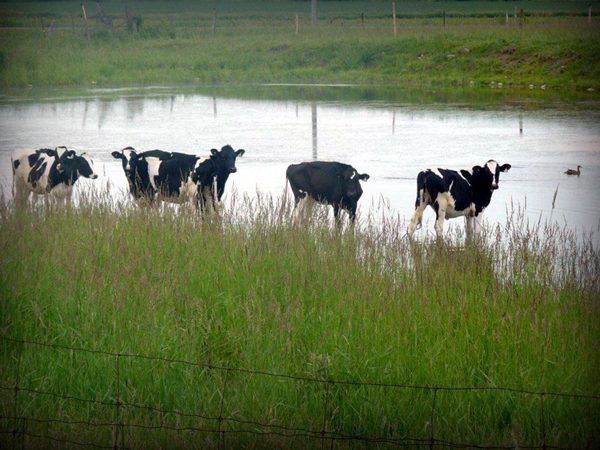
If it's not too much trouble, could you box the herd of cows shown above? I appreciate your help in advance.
[10,145,512,237]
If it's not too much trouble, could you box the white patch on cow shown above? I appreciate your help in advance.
[486,160,498,174]
[350,171,357,180]
[145,157,162,192]
[82,154,98,178]
[122,149,134,170]
[431,168,444,178]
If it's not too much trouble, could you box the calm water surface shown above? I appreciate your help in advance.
[1,85,599,236]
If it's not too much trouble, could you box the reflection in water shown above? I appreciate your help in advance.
[519,114,523,135]
[0,85,598,237]
[311,102,317,161]
[82,99,90,129]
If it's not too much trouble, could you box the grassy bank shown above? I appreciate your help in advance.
[0,1,599,89]
[1,192,599,448]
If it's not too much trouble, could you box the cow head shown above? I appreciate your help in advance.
[58,151,98,180]
[473,160,511,192]
[338,167,369,199]
[112,147,138,173]
[210,145,245,174]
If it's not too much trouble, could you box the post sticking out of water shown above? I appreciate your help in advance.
[392,3,397,36]
[295,13,299,35]
[392,111,396,135]
[312,103,318,161]
[81,3,90,40]
[519,115,523,135]
[311,0,317,27]
[213,96,217,119]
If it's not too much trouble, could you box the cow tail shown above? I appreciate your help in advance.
[415,171,426,209]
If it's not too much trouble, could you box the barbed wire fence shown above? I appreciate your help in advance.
[1,335,598,450]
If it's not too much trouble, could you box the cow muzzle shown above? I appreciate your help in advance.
[491,185,498,190]
[229,167,237,173]
[90,174,99,180]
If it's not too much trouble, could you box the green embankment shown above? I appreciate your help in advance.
[0,1,599,89]
[1,195,599,448]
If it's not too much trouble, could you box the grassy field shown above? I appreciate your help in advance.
[0,1,599,89]
[0,192,599,448]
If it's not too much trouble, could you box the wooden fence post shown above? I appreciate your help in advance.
[361,12,364,27]
[392,2,397,36]
[443,10,446,27]
[212,8,216,36]
[311,0,317,27]
[81,3,90,40]
[514,6,517,24]
[47,20,55,38]
[295,13,299,35]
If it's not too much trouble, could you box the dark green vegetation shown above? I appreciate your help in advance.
[0,1,599,89]
[1,193,599,448]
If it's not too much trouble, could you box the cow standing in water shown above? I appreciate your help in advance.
[286,161,370,225]
[11,147,98,205]
[112,145,244,208]
[408,160,511,238]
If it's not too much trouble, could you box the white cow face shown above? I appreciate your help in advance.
[474,160,511,191]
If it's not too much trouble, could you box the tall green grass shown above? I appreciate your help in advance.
[0,189,598,449]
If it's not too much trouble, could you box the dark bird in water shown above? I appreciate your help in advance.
[564,165,582,176]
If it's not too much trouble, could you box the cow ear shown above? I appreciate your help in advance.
[359,173,370,181]
[111,151,122,159]
[47,150,57,157]
[211,149,219,157]
[235,149,245,158]
[500,163,511,173]
[472,165,483,174]
[67,151,76,159]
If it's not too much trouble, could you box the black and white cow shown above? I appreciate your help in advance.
[408,160,511,238]
[110,147,191,199]
[286,161,370,224]
[11,147,98,205]
[113,145,245,206]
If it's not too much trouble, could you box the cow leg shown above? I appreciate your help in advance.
[473,213,483,241]
[333,204,342,227]
[348,204,358,227]
[408,201,428,236]
[292,196,308,224]
[13,179,30,208]
[434,196,448,237]
[465,216,473,240]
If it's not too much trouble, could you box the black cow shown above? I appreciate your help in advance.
[11,147,98,205]
[112,145,244,204]
[111,147,196,199]
[286,161,370,224]
[408,160,511,238]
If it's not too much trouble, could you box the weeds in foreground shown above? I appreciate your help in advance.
[0,190,598,448]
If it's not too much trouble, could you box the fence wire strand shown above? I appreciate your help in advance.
[1,335,598,450]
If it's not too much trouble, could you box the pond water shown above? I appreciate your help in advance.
[0,84,599,237]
